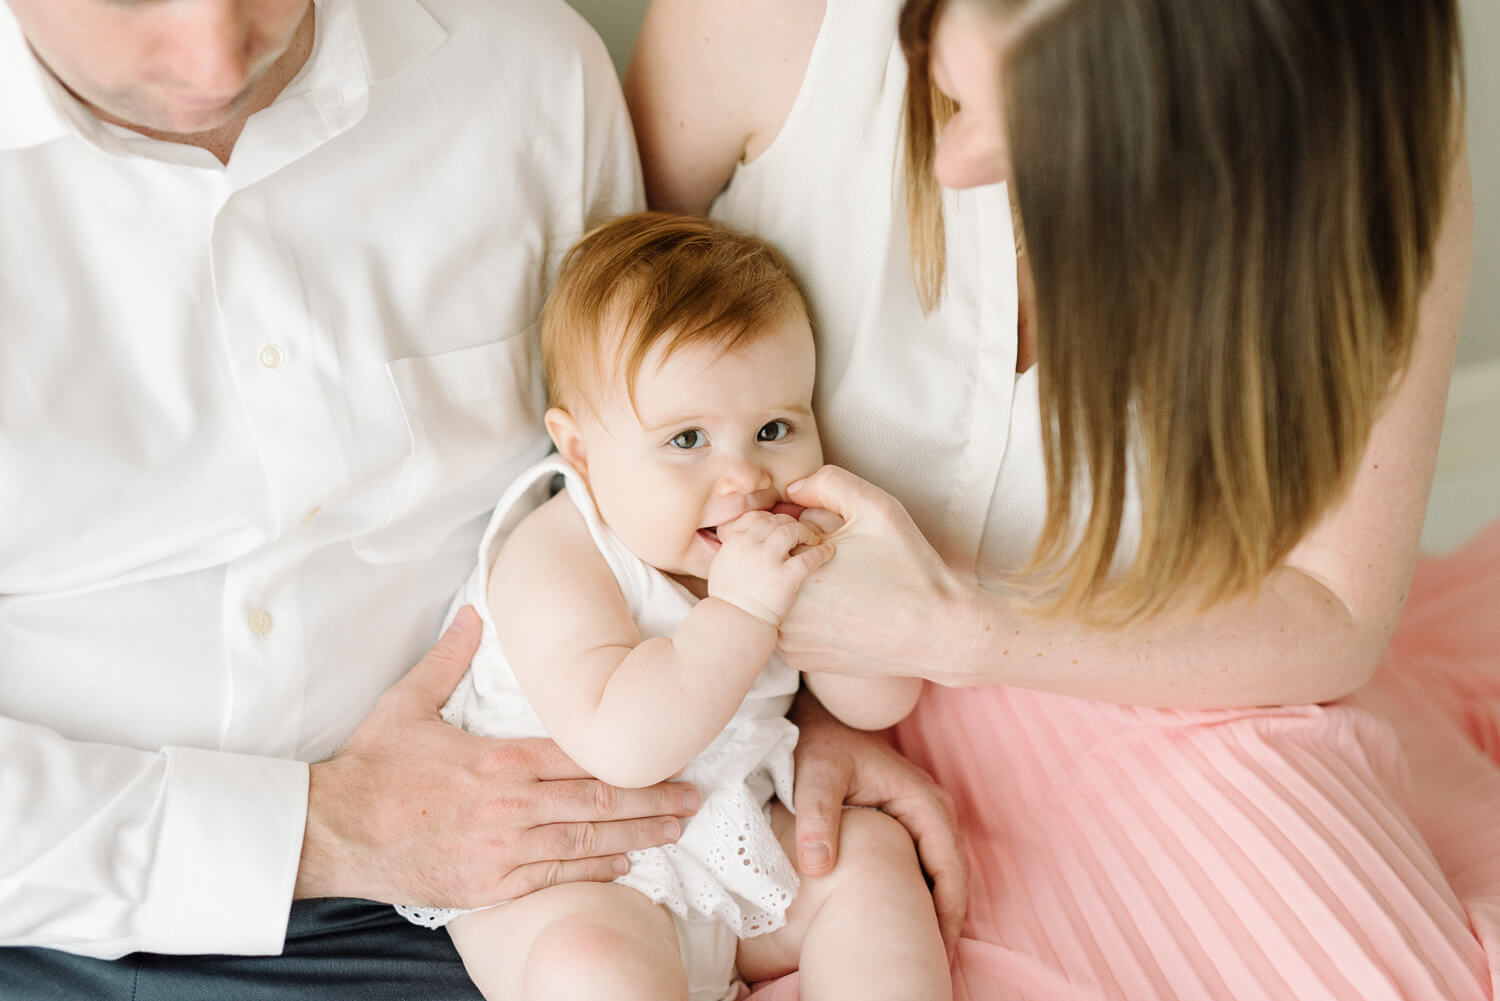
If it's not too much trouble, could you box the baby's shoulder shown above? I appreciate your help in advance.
[490,486,605,584]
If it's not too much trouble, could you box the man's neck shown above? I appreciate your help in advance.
[92,5,317,165]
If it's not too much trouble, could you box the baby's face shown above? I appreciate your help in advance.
[570,310,823,585]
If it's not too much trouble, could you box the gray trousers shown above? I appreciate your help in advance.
[0,899,485,1001]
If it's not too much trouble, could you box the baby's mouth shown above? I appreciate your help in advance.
[699,502,786,547]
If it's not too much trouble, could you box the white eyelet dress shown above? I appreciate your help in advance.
[396,456,799,998]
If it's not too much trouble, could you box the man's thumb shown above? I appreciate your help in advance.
[402,604,482,706]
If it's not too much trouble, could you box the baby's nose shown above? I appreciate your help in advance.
[716,455,773,495]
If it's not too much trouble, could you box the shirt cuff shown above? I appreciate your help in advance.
[139,746,309,956]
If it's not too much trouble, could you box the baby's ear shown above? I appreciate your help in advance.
[545,407,587,474]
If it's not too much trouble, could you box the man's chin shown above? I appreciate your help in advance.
[87,107,221,143]
[153,100,246,136]
[89,87,250,140]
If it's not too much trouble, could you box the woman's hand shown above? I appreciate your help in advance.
[789,690,968,956]
[781,465,972,682]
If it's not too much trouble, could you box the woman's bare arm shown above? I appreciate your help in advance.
[781,139,1475,709]
[623,0,822,213]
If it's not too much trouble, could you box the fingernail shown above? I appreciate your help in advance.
[612,856,629,875]
[801,841,831,870]
[664,819,682,841]
[788,478,806,494]
[681,789,701,813]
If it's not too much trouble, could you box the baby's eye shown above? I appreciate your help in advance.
[757,420,792,443]
[670,429,708,450]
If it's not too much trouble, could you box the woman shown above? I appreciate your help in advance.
[627,0,1495,998]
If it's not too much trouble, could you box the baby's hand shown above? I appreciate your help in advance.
[707,511,834,626]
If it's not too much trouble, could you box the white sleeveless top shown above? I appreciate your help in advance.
[710,0,1058,583]
[398,457,800,937]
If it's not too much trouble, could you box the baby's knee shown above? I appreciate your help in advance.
[829,807,923,886]
[522,894,686,1001]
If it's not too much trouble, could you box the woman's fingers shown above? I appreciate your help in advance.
[787,464,898,523]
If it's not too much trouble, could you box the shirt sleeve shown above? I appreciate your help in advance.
[0,716,308,958]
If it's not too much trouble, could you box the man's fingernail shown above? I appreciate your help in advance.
[612,856,629,875]
[681,789,701,812]
[801,841,831,870]
[664,819,682,841]
[788,478,806,494]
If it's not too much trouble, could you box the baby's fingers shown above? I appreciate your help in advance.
[725,511,802,547]
[716,509,776,543]
[796,520,825,549]
[789,540,835,575]
[764,514,819,555]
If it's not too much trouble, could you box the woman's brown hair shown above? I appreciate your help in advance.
[900,0,1463,623]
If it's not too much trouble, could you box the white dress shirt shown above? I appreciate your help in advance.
[0,0,642,958]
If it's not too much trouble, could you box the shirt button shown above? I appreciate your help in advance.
[248,609,274,636]
[258,344,286,370]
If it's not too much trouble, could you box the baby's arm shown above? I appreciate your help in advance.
[491,493,830,789]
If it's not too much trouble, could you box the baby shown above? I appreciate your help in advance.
[397,213,950,1001]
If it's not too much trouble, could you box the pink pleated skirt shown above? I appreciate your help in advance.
[749,520,1500,1000]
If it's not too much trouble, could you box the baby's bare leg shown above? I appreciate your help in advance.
[737,803,952,1000]
[447,881,687,1001]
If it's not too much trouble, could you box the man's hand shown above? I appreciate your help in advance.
[789,689,968,956]
[295,606,701,908]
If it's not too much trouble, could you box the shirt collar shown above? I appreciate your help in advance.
[0,0,445,155]
[0,3,71,151]
[351,0,446,84]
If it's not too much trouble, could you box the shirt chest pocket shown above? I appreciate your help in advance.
[351,329,550,564]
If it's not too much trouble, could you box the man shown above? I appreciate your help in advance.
[0,1,962,996]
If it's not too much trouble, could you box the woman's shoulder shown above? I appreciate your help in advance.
[625,0,825,213]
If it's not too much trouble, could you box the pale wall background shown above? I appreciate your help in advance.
[567,0,645,79]
[1457,0,1500,367]
[567,0,1500,550]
